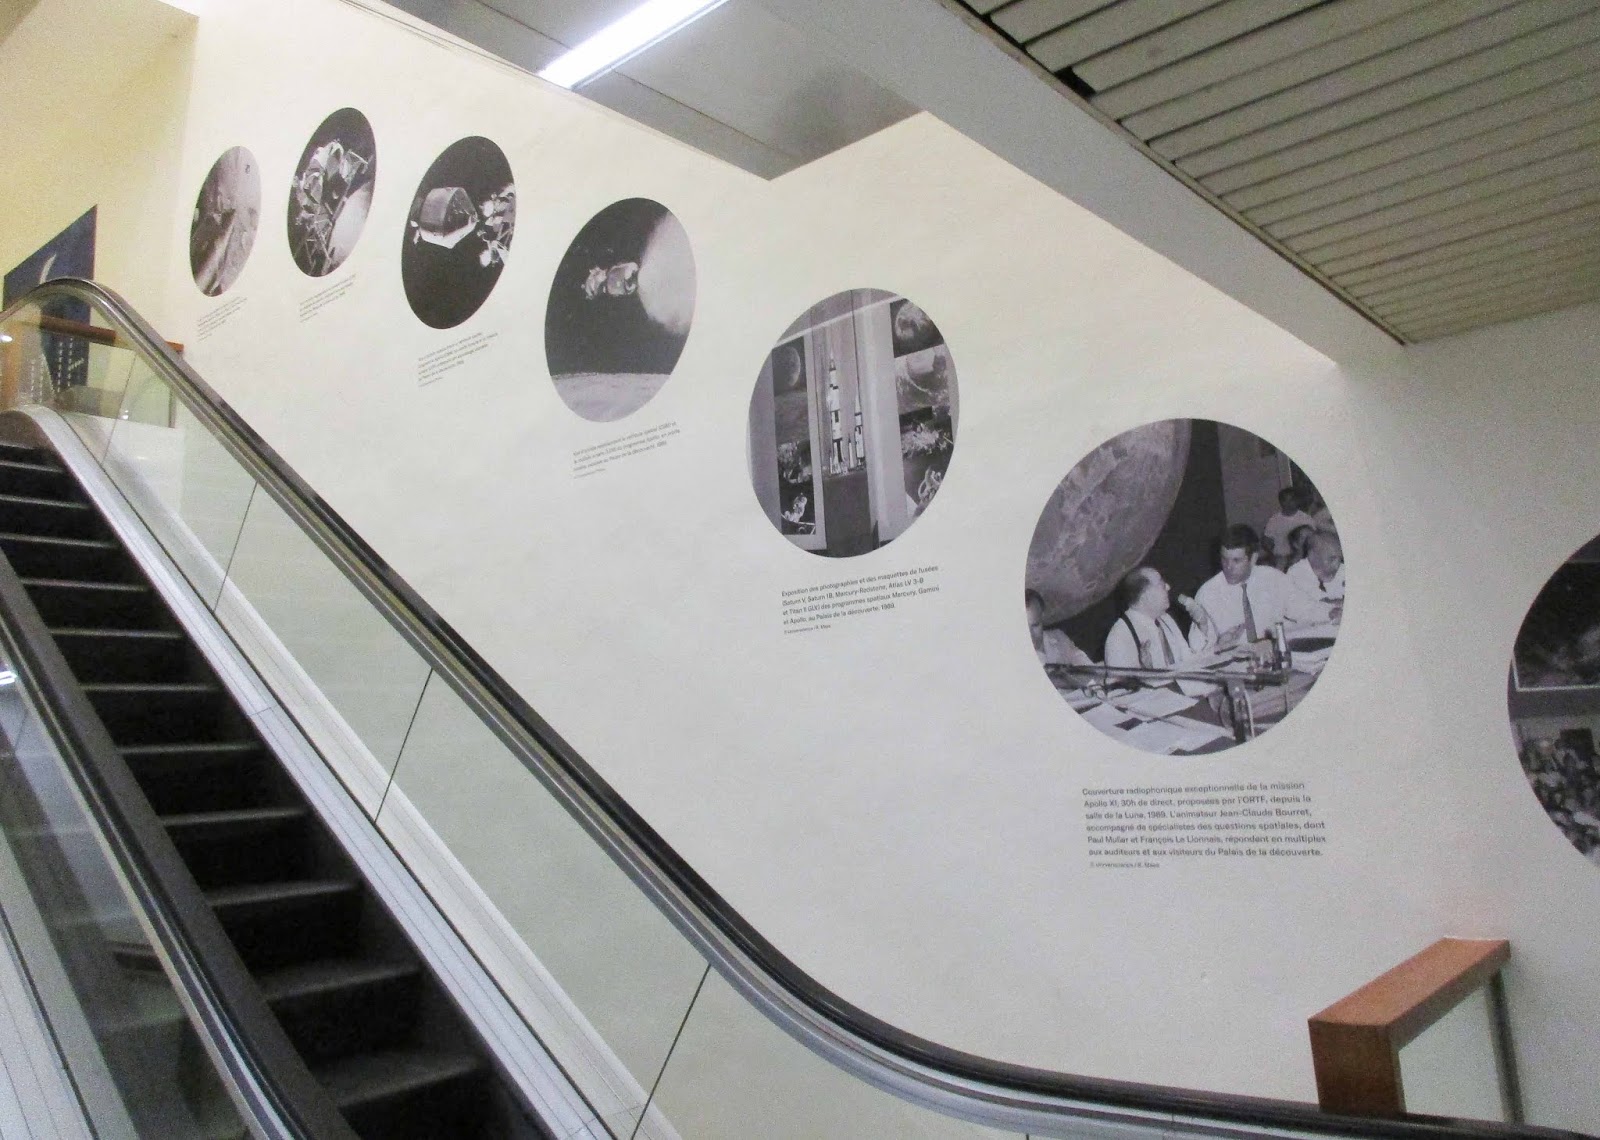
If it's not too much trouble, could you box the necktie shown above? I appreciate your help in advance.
[1156,619,1175,665]
[1241,582,1258,642]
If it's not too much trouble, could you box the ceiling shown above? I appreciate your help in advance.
[952,0,1600,343]
[381,0,915,178]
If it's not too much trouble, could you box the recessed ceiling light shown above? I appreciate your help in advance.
[537,0,731,90]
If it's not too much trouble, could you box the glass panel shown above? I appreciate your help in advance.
[1397,988,1507,1121]
[216,488,431,793]
[648,970,1022,1140]
[0,300,135,458]
[0,668,244,1138]
[385,673,709,1138]
[97,366,256,608]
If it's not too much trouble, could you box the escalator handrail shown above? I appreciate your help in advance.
[3,279,1585,1140]
[0,473,360,1139]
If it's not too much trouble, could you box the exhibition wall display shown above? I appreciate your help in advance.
[287,107,376,278]
[190,146,260,297]
[1508,534,1600,868]
[748,289,957,557]
[1026,420,1342,755]
[401,135,514,329]
[545,198,696,422]
[130,0,1600,1127]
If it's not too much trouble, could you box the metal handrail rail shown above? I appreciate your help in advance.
[0,454,358,1140]
[2,278,1587,1140]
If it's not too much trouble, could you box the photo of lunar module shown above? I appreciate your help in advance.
[411,184,516,268]
[290,140,373,275]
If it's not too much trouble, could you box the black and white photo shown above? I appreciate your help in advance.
[190,146,261,297]
[287,107,376,277]
[1507,536,1600,868]
[1025,419,1343,754]
[747,289,958,557]
[1512,539,1600,690]
[544,198,695,422]
[1512,724,1600,868]
[400,136,515,329]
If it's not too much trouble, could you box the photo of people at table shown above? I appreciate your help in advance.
[1025,419,1343,755]
[1507,532,1600,869]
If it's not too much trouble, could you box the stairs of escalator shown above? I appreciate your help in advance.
[0,438,541,1140]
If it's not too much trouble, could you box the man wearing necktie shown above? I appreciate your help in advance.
[1194,525,1323,651]
[1104,567,1216,670]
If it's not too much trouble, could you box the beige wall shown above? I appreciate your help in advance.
[0,0,194,326]
[10,0,1600,1130]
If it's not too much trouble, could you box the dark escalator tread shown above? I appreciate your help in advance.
[0,493,100,538]
[0,458,74,498]
[2,531,135,580]
[207,879,363,970]
[206,879,360,915]
[259,959,424,1065]
[160,805,307,839]
[0,441,59,466]
[84,681,237,746]
[163,805,310,887]
[121,740,269,814]
[52,627,189,680]
[22,578,167,629]
[317,1049,485,1140]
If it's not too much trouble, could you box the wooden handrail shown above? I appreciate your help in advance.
[1309,938,1514,1118]
[23,312,184,355]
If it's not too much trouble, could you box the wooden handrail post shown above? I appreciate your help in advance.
[1308,938,1511,1118]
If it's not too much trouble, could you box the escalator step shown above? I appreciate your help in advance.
[259,959,424,1065]
[53,627,189,681]
[316,1049,485,1140]
[22,578,166,629]
[121,740,268,814]
[83,681,236,746]
[0,493,100,538]
[0,458,74,499]
[0,441,57,466]
[207,880,362,970]
[160,806,307,839]
[162,805,310,887]
[1,532,131,580]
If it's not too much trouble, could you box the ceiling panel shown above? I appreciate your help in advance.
[382,0,913,178]
[960,0,1600,341]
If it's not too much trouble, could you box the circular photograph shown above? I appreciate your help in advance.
[1508,534,1600,867]
[1025,419,1343,755]
[287,107,377,277]
[747,290,958,558]
[401,136,515,329]
[190,146,261,297]
[545,198,695,422]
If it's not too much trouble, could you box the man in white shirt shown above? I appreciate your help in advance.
[1286,531,1345,622]
[1262,487,1315,568]
[1104,568,1216,669]
[1194,525,1323,649]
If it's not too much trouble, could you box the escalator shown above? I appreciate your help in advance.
[0,429,539,1138]
[0,279,1587,1140]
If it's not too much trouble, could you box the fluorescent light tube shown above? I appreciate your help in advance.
[537,0,731,89]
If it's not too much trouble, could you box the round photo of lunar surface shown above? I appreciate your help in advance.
[747,289,957,558]
[1025,419,1344,755]
[401,136,515,329]
[1508,533,1600,868]
[190,146,261,297]
[544,199,696,422]
[287,107,377,277]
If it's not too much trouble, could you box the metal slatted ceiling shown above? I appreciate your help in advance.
[959,0,1600,342]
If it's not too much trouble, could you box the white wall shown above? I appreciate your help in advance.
[20,0,1600,1129]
